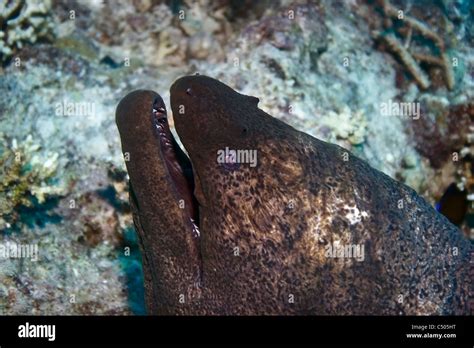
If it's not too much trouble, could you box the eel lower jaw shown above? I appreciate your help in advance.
[152,103,200,235]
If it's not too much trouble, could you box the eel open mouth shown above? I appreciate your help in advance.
[152,98,200,238]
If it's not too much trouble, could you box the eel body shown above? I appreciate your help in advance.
[116,75,473,315]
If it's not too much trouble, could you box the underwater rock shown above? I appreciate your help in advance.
[409,100,473,169]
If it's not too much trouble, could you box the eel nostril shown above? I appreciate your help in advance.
[186,88,193,96]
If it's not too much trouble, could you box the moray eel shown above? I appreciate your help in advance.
[116,75,472,315]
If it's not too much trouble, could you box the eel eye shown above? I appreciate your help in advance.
[186,88,193,96]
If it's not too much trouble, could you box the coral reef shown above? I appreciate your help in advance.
[379,33,431,90]
[51,0,272,67]
[316,107,367,147]
[0,0,54,64]
[0,134,64,230]
[370,0,457,90]
[0,35,137,314]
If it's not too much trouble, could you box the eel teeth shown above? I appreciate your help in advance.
[153,107,166,115]
[190,218,200,238]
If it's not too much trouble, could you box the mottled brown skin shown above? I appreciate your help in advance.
[116,76,473,315]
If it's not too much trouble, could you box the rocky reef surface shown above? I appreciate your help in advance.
[0,0,472,314]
